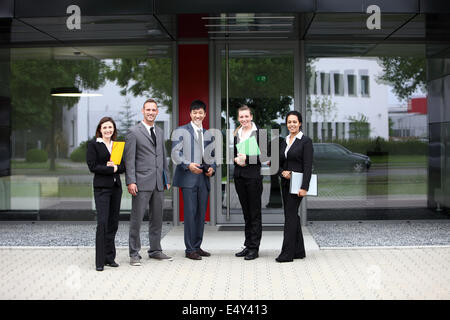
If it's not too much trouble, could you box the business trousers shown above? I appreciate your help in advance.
[129,189,163,258]
[93,184,122,268]
[181,176,209,254]
[234,176,263,250]
[279,182,306,260]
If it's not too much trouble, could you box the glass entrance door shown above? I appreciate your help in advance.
[214,43,298,225]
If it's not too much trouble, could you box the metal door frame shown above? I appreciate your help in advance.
[210,40,307,226]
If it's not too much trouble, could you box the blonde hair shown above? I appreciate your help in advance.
[234,105,253,136]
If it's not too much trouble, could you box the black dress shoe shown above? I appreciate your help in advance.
[96,267,104,271]
[275,256,293,263]
[244,250,259,260]
[235,248,249,257]
[186,252,202,260]
[105,261,119,267]
[196,248,211,257]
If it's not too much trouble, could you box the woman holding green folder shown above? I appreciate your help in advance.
[233,105,263,260]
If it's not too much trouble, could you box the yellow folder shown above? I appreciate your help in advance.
[110,141,125,165]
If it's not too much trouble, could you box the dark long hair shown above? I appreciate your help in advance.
[285,110,302,124]
[95,117,117,141]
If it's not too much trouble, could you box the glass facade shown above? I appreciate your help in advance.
[218,47,294,224]
[427,56,450,214]
[0,45,173,219]
[0,1,449,223]
[303,10,449,220]
[305,53,430,219]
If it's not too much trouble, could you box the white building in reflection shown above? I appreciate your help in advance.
[62,80,171,155]
[63,57,417,156]
[306,57,390,140]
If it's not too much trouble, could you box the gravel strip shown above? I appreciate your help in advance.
[1,220,449,248]
[308,220,450,247]
[0,221,173,247]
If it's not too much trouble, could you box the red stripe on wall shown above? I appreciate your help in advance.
[178,43,210,222]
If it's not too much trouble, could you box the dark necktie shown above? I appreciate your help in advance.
[150,127,156,146]
[198,129,204,160]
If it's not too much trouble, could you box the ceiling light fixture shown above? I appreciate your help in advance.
[202,16,295,20]
[51,87,102,97]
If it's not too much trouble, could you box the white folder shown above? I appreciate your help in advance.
[289,172,318,196]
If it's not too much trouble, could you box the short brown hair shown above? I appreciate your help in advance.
[95,117,117,140]
[143,98,158,108]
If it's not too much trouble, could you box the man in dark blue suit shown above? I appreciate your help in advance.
[172,100,217,260]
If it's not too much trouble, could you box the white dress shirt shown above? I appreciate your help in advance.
[141,121,156,139]
[96,137,113,154]
[284,131,304,158]
[190,121,204,153]
[237,122,257,142]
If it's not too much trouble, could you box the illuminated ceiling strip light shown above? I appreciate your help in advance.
[208,30,291,33]
[202,16,295,19]
[210,37,289,39]
[205,24,292,27]
[51,93,103,97]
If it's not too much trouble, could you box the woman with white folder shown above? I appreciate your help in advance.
[86,117,125,271]
[277,110,314,263]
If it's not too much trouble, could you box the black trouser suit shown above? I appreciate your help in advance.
[278,134,313,260]
[94,183,122,268]
[86,138,125,269]
[234,176,263,250]
[233,127,264,252]
[279,180,306,260]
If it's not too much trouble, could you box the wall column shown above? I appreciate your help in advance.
[177,14,210,222]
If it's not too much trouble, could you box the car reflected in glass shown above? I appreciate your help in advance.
[313,143,371,173]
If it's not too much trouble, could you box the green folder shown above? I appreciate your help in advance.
[236,136,261,156]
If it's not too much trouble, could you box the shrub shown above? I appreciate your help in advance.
[70,141,88,162]
[320,138,428,156]
[26,149,48,163]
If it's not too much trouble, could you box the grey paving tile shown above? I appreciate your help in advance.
[0,226,449,300]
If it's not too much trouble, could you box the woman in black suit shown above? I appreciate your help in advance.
[233,105,263,260]
[86,117,125,271]
[277,110,313,263]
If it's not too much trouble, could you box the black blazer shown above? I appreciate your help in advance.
[233,127,263,179]
[86,139,126,188]
[279,134,314,191]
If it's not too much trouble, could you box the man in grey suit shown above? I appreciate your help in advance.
[172,100,216,260]
[124,98,171,266]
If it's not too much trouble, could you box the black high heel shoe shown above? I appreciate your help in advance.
[275,255,293,263]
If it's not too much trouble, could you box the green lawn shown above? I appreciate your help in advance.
[6,155,429,199]
[11,160,90,175]
[58,184,93,198]
[370,155,427,166]
[11,160,67,169]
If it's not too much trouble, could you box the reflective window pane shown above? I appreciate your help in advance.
[1,45,173,218]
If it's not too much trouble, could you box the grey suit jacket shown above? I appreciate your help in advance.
[124,122,170,192]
